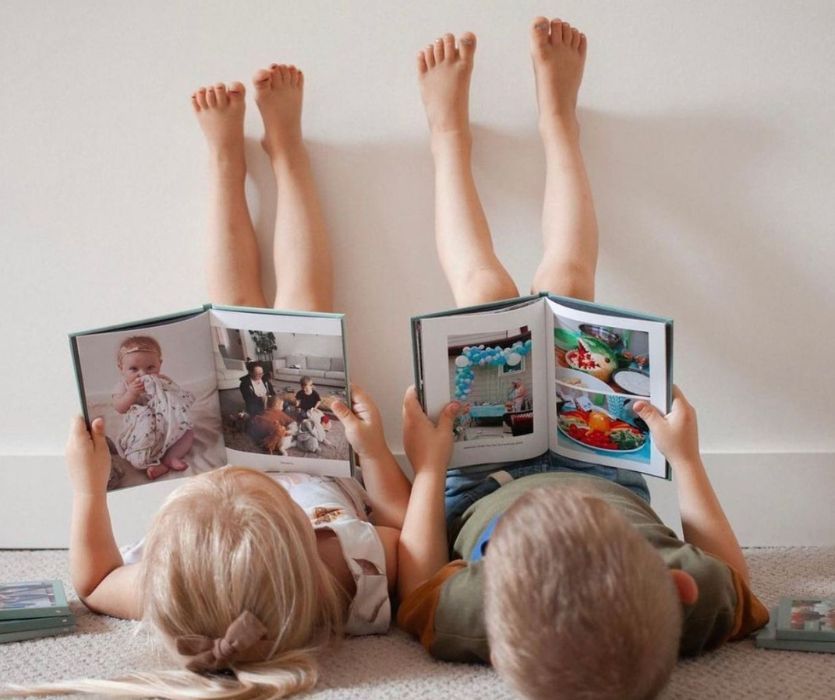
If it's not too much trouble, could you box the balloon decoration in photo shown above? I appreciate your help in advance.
[453,339,533,402]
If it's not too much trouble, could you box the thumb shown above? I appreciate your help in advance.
[632,401,665,432]
[331,400,359,428]
[435,401,461,434]
[90,417,108,449]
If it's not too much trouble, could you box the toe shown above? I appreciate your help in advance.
[206,87,217,108]
[578,33,587,56]
[196,87,208,109]
[433,37,445,63]
[570,28,581,49]
[296,70,304,88]
[550,19,563,44]
[442,33,456,61]
[214,83,228,107]
[561,22,572,45]
[191,92,201,112]
[531,17,550,46]
[424,45,436,68]
[276,64,290,84]
[253,68,272,90]
[459,32,477,62]
[228,81,246,100]
[417,51,428,74]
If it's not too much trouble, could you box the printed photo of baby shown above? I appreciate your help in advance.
[73,314,226,490]
[112,335,195,480]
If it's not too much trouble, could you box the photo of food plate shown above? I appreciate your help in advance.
[611,369,650,397]
[557,404,646,453]
[555,367,613,394]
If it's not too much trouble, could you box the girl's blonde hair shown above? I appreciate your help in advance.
[3,467,346,699]
[117,335,162,367]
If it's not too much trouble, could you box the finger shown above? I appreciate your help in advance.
[331,400,360,428]
[90,416,108,450]
[436,400,462,434]
[670,384,690,410]
[632,401,665,432]
[402,385,425,422]
[68,415,89,444]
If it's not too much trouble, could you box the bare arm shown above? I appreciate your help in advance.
[66,416,142,618]
[398,386,459,601]
[332,385,411,529]
[634,386,750,583]
[112,378,143,414]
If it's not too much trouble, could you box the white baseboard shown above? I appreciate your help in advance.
[0,452,832,549]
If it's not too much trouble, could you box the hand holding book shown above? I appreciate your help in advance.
[65,416,112,499]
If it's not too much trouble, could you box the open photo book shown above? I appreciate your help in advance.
[70,305,353,491]
[412,293,673,479]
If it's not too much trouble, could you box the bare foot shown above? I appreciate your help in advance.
[146,463,170,480]
[530,17,586,133]
[161,456,189,471]
[192,82,247,173]
[417,32,477,139]
[253,64,304,162]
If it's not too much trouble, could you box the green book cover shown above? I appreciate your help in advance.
[411,293,672,479]
[0,580,71,621]
[0,614,75,634]
[776,597,835,642]
[756,608,835,653]
[0,625,76,644]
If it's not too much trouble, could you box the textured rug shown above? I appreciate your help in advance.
[1,548,833,699]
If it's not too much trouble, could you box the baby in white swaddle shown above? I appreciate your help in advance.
[112,335,195,480]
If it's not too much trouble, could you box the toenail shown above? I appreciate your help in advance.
[435,38,442,43]
[461,38,474,45]
[535,23,548,31]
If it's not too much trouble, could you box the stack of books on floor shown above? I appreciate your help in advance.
[0,580,75,643]
[756,597,835,653]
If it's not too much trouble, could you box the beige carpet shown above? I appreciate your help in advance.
[1,548,833,699]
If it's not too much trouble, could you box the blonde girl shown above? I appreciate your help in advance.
[3,62,410,698]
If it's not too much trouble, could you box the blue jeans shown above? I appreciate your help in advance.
[444,452,650,531]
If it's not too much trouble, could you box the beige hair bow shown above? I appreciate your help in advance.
[176,611,276,672]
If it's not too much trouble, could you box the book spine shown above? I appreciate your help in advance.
[0,606,72,622]
[0,615,75,633]
[0,625,76,644]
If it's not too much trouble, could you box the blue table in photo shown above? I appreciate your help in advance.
[467,404,507,426]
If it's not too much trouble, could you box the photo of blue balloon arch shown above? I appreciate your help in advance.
[452,338,533,401]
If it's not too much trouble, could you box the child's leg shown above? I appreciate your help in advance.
[529,18,597,301]
[193,83,268,308]
[160,428,194,471]
[254,65,333,313]
[419,34,519,308]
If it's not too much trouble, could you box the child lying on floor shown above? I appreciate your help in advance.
[396,18,768,700]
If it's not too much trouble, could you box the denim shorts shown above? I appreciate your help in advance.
[444,452,650,530]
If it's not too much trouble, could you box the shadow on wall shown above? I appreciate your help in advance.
[230,109,807,419]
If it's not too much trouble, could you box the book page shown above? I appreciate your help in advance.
[546,298,669,478]
[417,303,547,469]
[72,311,226,490]
[209,308,351,477]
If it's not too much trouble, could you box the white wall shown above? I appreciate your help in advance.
[1,1,834,545]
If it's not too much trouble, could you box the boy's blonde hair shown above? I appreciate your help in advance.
[4,467,345,699]
[117,335,162,366]
[484,486,682,700]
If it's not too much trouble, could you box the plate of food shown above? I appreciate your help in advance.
[564,336,619,381]
[555,368,612,394]
[611,369,650,397]
[558,406,646,453]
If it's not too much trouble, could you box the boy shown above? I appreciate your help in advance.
[397,19,768,700]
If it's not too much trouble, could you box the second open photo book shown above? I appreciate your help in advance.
[412,293,673,478]
[70,305,353,491]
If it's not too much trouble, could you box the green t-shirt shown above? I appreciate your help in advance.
[426,472,742,662]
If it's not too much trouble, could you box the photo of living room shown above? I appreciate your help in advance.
[213,325,349,462]
[447,326,534,443]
